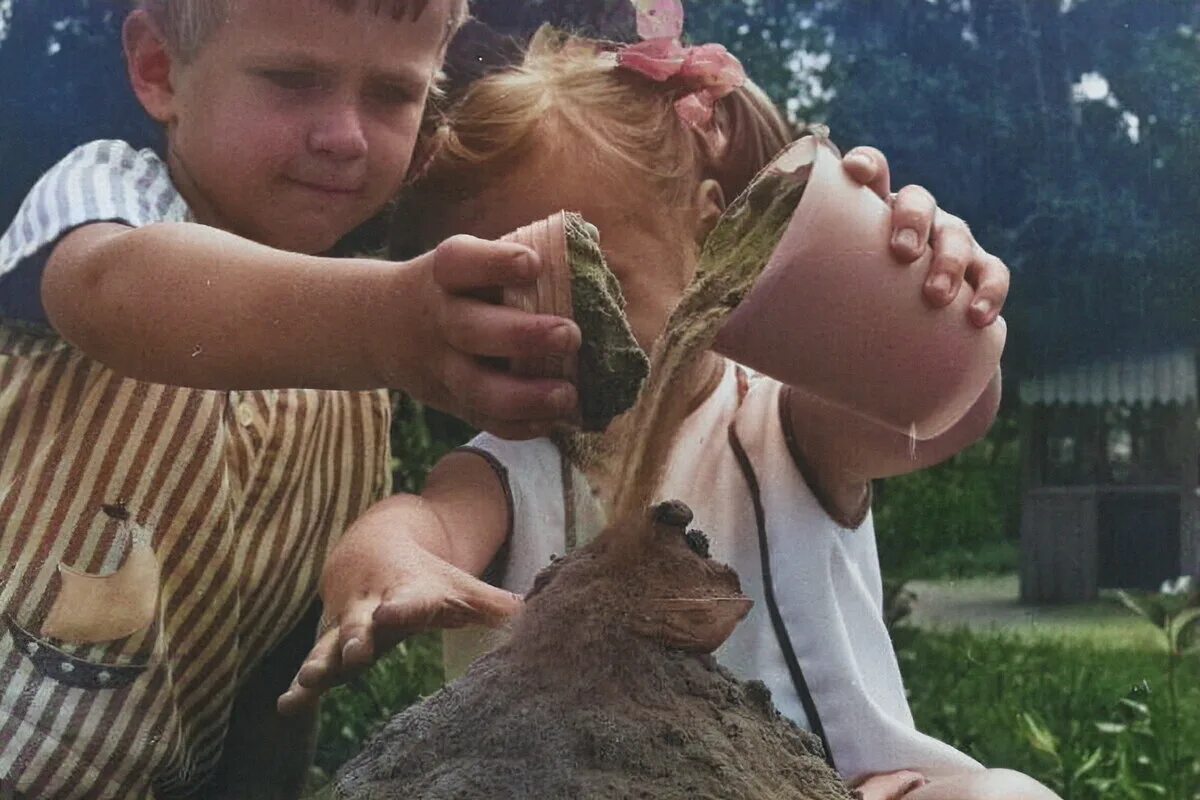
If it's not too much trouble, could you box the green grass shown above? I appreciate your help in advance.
[898,627,1200,799]
[902,573,1167,651]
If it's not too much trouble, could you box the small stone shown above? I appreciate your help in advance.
[684,529,711,559]
[97,671,111,685]
[652,500,693,528]
[25,642,38,655]
[60,661,74,674]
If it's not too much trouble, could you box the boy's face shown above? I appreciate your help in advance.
[157,0,452,254]
[428,144,700,352]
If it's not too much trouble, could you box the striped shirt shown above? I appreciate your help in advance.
[0,141,393,798]
[0,140,189,324]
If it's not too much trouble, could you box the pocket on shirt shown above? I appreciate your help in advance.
[4,614,150,691]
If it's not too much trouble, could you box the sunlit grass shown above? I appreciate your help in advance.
[904,573,1164,651]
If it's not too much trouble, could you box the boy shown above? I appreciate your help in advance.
[0,1,582,798]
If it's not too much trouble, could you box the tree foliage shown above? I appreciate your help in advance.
[1,0,1196,376]
[0,0,158,227]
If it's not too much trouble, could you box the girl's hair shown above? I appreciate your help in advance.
[137,0,468,63]
[395,29,794,256]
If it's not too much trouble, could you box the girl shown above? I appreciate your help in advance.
[282,26,1053,800]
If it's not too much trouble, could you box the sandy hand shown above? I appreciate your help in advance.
[277,543,521,716]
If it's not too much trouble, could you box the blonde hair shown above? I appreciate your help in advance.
[137,0,468,63]
[398,29,794,253]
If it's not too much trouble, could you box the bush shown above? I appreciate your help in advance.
[874,413,1021,580]
[310,634,445,788]
[898,627,1200,799]
[390,394,475,493]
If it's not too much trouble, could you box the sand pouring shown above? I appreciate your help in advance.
[712,136,1006,440]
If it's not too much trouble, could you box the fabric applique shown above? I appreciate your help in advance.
[8,505,157,689]
[40,513,160,644]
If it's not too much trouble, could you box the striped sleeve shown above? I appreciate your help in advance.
[0,139,186,322]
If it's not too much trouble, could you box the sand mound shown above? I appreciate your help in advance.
[335,504,851,800]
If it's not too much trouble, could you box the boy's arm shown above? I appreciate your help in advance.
[277,450,516,715]
[43,222,579,438]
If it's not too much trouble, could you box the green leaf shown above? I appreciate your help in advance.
[1118,697,1151,718]
[1118,590,1168,628]
[1020,711,1060,757]
[1072,747,1104,781]
[1173,607,1200,653]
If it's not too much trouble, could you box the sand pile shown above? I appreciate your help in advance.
[335,503,850,800]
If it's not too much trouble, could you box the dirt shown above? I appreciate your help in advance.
[565,212,651,431]
[334,504,851,800]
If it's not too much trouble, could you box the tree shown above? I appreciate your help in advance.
[772,0,1198,376]
[3,0,1193,378]
[0,0,157,229]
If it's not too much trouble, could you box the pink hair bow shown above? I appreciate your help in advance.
[616,0,746,154]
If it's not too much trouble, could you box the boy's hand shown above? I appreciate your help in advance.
[277,538,521,716]
[390,235,582,440]
[841,147,1009,328]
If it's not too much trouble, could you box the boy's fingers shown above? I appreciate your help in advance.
[432,235,541,292]
[442,297,581,360]
[441,353,578,428]
[278,629,342,716]
[965,252,1010,327]
[924,214,973,308]
[889,185,937,263]
[842,146,892,199]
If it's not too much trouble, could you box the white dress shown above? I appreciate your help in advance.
[454,359,982,782]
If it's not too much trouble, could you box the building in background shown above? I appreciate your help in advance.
[1019,349,1199,602]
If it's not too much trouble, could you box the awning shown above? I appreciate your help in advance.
[1019,348,1197,406]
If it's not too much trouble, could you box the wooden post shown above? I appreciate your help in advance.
[1178,401,1199,577]
[1019,403,1040,602]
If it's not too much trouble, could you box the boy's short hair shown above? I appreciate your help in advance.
[138,0,469,63]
